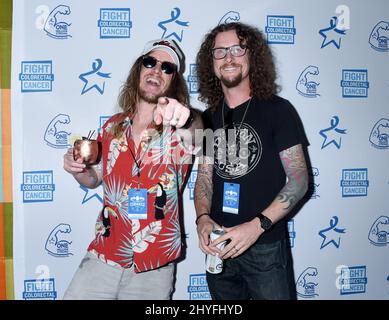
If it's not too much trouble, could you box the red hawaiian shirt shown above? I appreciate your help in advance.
[87,113,191,272]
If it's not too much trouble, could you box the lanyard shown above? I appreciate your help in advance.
[127,120,151,189]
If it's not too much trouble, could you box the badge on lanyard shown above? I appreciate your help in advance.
[222,182,240,214]
[128,188,148,219]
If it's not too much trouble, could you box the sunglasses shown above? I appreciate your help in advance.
[142,55,176,74]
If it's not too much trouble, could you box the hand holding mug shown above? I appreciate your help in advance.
[73,138,101,165]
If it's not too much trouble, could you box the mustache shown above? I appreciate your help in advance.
[220,63,242,70]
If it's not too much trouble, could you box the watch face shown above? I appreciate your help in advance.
[261,216,272,230]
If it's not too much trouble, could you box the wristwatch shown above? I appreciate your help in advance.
[257,212,273,231]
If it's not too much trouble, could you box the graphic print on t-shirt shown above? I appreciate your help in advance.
[214,122,262,179]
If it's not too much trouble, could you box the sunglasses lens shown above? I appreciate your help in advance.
[161,62,175,74]
[142,56,176,74]
[142,56,157,68]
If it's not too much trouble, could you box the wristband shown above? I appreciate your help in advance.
[195,213,210,225]
[181,109,195,129]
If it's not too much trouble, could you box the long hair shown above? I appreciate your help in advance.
[111,55,190,138]
[196,22,279,111]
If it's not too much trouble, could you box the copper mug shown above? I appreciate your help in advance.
[73,138,102,165]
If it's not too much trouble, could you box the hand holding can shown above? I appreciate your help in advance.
[205,228,227,274]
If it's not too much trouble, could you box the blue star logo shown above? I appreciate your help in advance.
[319,16,346,49]
[319,216,346,249]
[319,116,347,149]
[158,7,189,42]
[79,185,103,204]
[79,59,111,95]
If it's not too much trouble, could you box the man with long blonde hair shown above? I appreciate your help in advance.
[63,39,202,299]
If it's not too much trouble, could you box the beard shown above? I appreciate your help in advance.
[219,64,243,88]
[139,87,169,104]
[220,73,243,88]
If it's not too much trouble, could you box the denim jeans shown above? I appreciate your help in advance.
[206,238,297,300]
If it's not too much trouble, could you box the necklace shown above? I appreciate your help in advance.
[222,97,252,132]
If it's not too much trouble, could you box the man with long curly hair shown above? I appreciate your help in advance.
[194,22,309,299]
[63,39,202,299]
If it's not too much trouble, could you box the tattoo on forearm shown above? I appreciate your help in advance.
[194,164,213,203]
[277,144,308,211]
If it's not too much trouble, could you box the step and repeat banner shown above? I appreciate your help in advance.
[11,0,389,300]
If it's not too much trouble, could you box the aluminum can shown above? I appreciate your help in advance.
[205,228,226,274]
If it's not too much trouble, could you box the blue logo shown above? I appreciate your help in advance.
[43,5,71,39]
[369,118,389,149]
[265,15,296,44]
[319,16,346,49]
[223,183,240,214]
[296,267,319,298]
[341,69,369,98]
[319,116,347,149]
[98,8,132,39]
[21,171,55,203]
[80,184,103,204]
[339,266,367,295]
[341,168,369,197]
[187,274,211,300]
[187,170,197,200]
[369,21,389,52]
[288,219,296,248]
[218,11,240,25]
[368,216,389,246]
[296,66,320,98]
[158,8,189,42]
[45,223,73,257]
[79,59,111,95]
[99,115,111,134]
[23,278,57,300]
[19,61,54,93]
[187,64,199,94]
[44,114,71,149]
[319,216,346,249]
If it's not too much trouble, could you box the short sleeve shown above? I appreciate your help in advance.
[273,99,309,152]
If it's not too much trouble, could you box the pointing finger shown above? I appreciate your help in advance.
[158,96,169,106]
[153,105,165,125]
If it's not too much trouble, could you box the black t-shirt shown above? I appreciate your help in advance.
[202,95,307,244]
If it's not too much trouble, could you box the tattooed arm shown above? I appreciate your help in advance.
[63,148,103,189]
[194,158,220,254]
[194,160,213,215]
[260,143,308,223]
[212,144,308,260]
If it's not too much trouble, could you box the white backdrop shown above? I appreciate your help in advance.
[11,0,389,300]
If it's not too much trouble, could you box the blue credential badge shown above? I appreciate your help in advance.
[222,183,240,214]
[128,188,148,219]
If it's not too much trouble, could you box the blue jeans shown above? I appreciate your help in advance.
[206,238,297,300]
